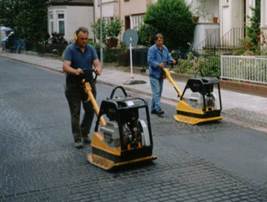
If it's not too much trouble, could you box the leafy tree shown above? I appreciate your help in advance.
[0,0,48,48]
[142,0,195,50]
[138,24,158,46]
[0,0,21,27]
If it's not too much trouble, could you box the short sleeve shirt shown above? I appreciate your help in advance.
[63,43,98,84]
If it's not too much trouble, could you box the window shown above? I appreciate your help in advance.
[56,12,65,35]
[58,21,65,34]
[58,13,64,19]
[48,10,65,36]
[48,11,54,35]
[50,21,54,33]
[222,0,229,7]
[130,15,144,30]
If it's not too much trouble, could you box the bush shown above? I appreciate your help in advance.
[45,33,68,56]
[91,19,108,42]
[174,53,220,77]
[106,18,122,38]
[92,18,122,48]
[198,56,220,77]
[143,0,195,50]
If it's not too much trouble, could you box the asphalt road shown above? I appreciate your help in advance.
[0,57,267,202]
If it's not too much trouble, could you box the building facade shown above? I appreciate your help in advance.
[47,0,267,48]
[47,0,94,42]
[94,0,153,32]
[188,0,267,50]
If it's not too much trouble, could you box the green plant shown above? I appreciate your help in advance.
[93,18,122,48]
[143,0,195,50]
[91,19,108,42]
[246,0,261,52]
[175,52,194,73]
[198,56,220,77]
[174,53,220,77]
[106,18,122,38]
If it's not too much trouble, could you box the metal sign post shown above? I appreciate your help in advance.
[122,29,146,85]
[129,37,133,79]
[99,0,103,64]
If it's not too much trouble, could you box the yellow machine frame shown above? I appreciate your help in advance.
[163,68,223,125]
[82,81,156,170]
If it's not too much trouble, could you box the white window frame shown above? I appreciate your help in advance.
[130,14,144,31]
[56,11,65,35]
[48,11,54,35]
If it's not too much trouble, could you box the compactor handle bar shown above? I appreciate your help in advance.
[110,86,128,99]
[82,68,97,84]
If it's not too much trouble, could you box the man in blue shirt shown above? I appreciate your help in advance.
[147,33,176,117]
[63,27,102,148]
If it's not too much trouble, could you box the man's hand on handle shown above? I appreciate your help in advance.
[75,68,84,76]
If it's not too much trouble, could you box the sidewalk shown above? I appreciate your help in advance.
[1,51,267,129]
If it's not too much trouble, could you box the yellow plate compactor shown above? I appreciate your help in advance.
[82,73,156,170]
[163,68,223,125]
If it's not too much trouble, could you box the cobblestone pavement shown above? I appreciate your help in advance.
[0,57,267,202]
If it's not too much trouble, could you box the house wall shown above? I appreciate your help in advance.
[66,6,94,41]
[246,0,255,26]
[119,0,147,17]
[219,0,245,46]
[119,0,149,31]
[193,23,220,50]
[189,0,219,23]
[94,0,118,19]
[48,5,94,42]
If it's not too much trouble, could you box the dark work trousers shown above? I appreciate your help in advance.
[65,82,96,142]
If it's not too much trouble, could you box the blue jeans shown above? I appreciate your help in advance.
[150,76,163,112]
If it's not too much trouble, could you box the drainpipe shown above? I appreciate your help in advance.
[93,0,96,43]
[99,0,103,64]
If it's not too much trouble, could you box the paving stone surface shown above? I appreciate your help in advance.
[0,57,267,202]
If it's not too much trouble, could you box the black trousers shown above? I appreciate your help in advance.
[65,82,96,142]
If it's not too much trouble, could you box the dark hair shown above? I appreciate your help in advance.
[75,27,89,36]
[154,33,164,41]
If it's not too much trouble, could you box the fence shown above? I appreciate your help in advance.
[221,55,267,84]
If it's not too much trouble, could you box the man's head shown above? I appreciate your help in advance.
[154,33,164,48]
[75,27,89,48]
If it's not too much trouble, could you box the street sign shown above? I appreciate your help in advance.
[122,29,138,47]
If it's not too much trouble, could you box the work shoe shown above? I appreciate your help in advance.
[151,110,164,118]
[151,110,164,115]
[83,137,91,145]
[74,141,83,149]
[158,109,165,114]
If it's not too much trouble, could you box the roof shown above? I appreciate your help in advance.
[48,0,94,6]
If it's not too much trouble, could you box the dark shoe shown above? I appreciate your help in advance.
[83,137,91,145]
[158,109,165,115]
[151,110,157,114]
[151,110,164,115]
[74,141,83,149]
[151,110,164,117]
